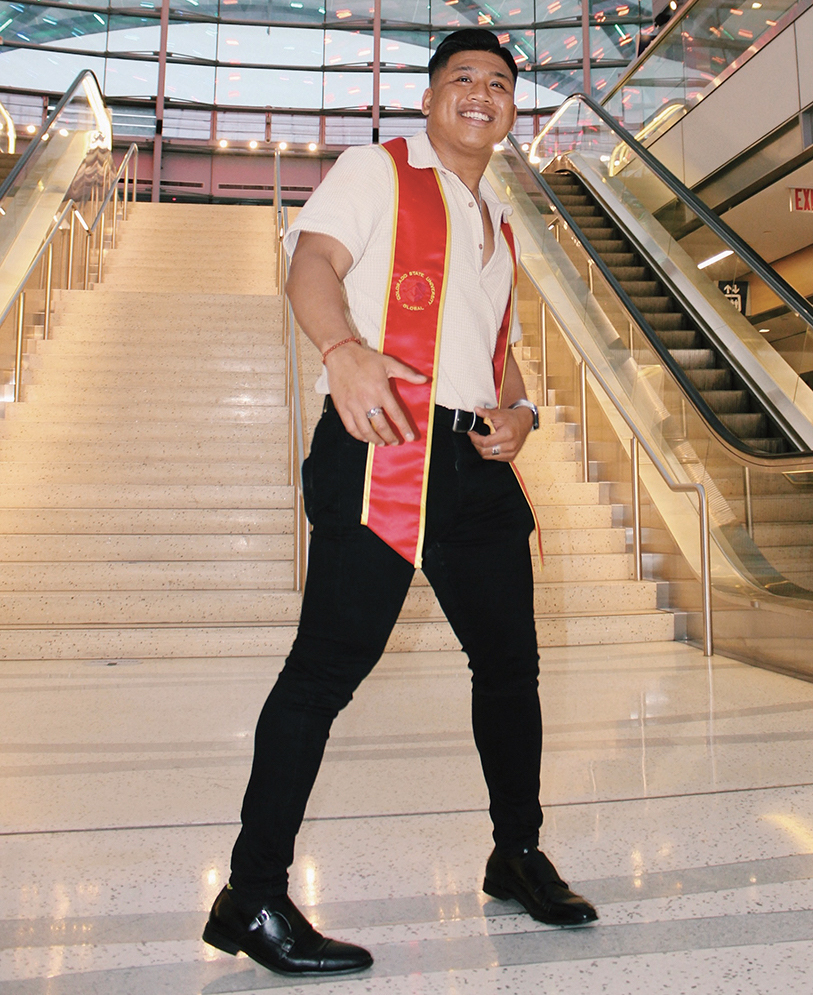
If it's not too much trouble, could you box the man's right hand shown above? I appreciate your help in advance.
[324,342,427,446]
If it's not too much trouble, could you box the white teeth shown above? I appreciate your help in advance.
[462,111,491,122]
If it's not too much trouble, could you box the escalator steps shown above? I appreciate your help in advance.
[702,390,751,414]
[609,262,647,277]
[685,368,732,390]
[544,169,790,453]
[619,281,661,296]
[657,330,701,349]
[634,296,676,313]
[669,348,717,369]
[719,412,769,436]
[644,311,690,330]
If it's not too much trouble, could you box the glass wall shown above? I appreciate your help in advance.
[0,1,651,142]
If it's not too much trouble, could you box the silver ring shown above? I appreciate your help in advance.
[366,407,383,420]
[491,445,501,456]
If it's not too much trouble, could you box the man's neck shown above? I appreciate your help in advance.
[425,131,489,197]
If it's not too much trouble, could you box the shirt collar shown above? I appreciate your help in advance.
[404,131,513,221]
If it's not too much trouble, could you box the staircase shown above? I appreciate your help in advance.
[0,201,673,664]
[0,203,301,661]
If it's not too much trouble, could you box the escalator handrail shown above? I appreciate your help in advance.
[505,134,813,466]
[0,69,106,203]
[533,92,813,335]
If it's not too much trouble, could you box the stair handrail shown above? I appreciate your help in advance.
[1,142,139,403]
[0,70,109,203]
[78,143,139,286]
[519,262,714,656]
[278,205,309,592]
[506,134,813,464]
[529,93,813,337]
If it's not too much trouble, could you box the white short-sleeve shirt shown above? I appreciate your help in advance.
[284,131,521,412]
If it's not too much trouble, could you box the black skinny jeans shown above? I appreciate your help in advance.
[229,402,543,907]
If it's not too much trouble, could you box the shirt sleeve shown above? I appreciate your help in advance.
[283,145,394,269]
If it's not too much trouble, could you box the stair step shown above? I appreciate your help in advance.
[22,371,286,389]
[21,386,286,406]
[0,578,659,625]
[0,533,292,559]
[0,442,288,461]
[4,403,287,423]
[0,461,289,485]
[0,484,293,508]
[0,559,294,591]
[26,353,285,371]
[0,608,675,661]
[0,508,292,534]
[0,422,285,442]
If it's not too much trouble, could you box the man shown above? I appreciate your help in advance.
[203,27,598,977]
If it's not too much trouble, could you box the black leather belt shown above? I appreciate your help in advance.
[435,405,490,436]
[324,397,490,436]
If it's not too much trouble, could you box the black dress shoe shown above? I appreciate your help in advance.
[202,886,373,975]
[483,848,598,927]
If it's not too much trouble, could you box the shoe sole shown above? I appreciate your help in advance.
[202,923,374,975]
[483,876,598,928]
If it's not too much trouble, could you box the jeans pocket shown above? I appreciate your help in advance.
[302,408,368,531]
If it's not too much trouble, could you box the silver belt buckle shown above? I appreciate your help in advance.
[451,409,477,433]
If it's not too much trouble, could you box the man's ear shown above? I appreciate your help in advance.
[421,86,433,118]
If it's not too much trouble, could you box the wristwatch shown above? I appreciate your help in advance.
[510,398,539,431]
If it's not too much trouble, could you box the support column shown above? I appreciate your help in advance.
[372,0,381,143]
[581,0,591,98]
[151,0,170,203]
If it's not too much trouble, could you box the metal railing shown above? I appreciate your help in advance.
[274,154,309,591]
[533,288,714,656]
[0,144,138,403]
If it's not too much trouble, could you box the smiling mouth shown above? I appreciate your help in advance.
[461,110,493,123]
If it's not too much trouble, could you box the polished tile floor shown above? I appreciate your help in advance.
[2,640,813,994]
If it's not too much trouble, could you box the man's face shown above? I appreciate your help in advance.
[421,50,517,154]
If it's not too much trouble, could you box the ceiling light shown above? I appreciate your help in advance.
[277,141,288,150]
[26,124,37,134]
[219,139,228,148]
[307,142,318,151]
[249,140,258,149]
[697,249,733,269]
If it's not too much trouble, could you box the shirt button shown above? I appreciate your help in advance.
[468,201,475,208]
[479,243,483,249]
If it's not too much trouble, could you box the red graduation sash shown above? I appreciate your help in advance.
[361,137,519,568]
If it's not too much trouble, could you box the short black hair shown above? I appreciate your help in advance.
[428,28,518,85]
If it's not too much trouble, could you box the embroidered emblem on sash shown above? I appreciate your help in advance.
[395,271,437,311]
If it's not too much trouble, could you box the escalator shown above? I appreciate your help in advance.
[543,170,790,454]
[483,93,813,677]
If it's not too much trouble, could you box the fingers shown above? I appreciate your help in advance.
[468,405,532,462]
[384,355,429,385]
[327,348,426,446]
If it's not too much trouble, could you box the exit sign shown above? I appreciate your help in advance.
[789,187,813,212]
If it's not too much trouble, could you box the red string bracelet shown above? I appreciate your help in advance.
[321,336,361,363]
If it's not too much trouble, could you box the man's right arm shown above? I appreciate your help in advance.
[286,231,426,446]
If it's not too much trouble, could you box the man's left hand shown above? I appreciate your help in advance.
[468,404,534,462]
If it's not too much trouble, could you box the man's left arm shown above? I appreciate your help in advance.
[468,349,535,462]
